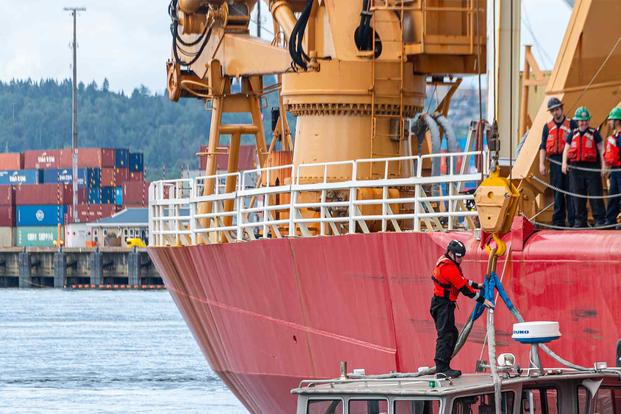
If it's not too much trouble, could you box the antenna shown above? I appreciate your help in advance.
[64,6,86,223]
[257,0,262,38]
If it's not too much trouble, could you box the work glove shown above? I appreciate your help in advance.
[483,299,495,309]
[469,280,484,290]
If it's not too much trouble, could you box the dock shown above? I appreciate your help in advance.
[0,247,162,289]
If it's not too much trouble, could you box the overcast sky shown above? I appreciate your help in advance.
[0,0,572,94]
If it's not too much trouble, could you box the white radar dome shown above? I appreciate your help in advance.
[512,321,561,344]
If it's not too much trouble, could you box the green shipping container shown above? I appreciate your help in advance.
[16,226,63,247]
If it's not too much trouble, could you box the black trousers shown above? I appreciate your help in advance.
[606,171,621,225]
[549,158,574,226]
[569,168,606,226]
[430,296,458,371]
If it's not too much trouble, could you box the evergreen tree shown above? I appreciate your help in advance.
[0,78,286,179]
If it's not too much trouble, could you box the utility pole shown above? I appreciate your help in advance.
[64,7,86,223]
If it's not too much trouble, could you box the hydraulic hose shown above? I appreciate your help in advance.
[435,115,461,174]
[421,114,442,197]
[354,0,373,51]
[288,0,313,70]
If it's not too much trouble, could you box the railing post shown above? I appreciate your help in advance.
[414,155,423,232]
[289,189,297,238]
[349,162,357,234]
[189,179,197,245]
[263,190,270,239]
[448,181,454,230]
[148,183,155,246]
[320,189,326,236]
[175,181,180,246]
[288,165,297,238]
[236,173,245,242]
[382,185,388,232]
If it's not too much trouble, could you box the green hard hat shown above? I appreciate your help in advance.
[608,107,621,120]
[573,106,592,121]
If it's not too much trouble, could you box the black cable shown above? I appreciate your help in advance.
[354,0,373,51]
[288,0,313,70]
[173,24,213,66]
[169,0,212,67]
[176,21,209,47]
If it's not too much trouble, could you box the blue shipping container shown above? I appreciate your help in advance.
[114,186,123,205]
[129,153,144,172]
[88,187,101,204]
[42,168,101,187]
[0,169,41,185]
[115,149,130,168]
[17,205,68,226]
[101,187,115,204]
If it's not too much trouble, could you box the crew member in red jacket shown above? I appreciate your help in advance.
[561,106,606,227]
[604,107,621,226]
[431,240,493,378]
[539,97,576,227]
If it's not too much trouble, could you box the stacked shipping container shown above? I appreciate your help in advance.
[0,186,15,247]
[0,147,148,247]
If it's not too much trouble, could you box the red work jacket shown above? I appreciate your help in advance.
[545,119,571,156]
[567,128,598,163]
[431,256,476,302]
[604,131,621,167]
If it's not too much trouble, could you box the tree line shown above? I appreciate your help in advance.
[0,78,483,180]
[0,78,283,179]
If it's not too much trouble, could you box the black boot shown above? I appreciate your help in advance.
[436,368,462,378]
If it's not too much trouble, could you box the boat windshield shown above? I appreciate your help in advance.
[451,391,515,414]
[577,385,621,413]
[305,398,442,414]
[394,399,440,413]
[520,387,559,414]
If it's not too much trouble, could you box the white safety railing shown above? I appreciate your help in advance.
[149,151,488,246]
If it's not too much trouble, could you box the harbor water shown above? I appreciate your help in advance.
[0,289,247,413]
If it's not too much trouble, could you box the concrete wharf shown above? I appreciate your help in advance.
[0,247,162,288]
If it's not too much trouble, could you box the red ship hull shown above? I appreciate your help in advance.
[149,229,621,413]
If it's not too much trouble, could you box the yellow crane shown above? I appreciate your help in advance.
[165,0,621,242]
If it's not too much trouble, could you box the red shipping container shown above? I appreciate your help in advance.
[71,204,118,223]
[24,149,62,169]
[0,205,15,226]
[0,153,23,170]
[198,144,208,171]
[128,171,144,182]
[115,167,129,184]
[101,148,116,168]
[123,181,149,206]
[0,185,15,205]
[76,187,97,204]
[198,144,257,171]
[15,184,73,205]
[101,168,116,186]
[59,148,116,169]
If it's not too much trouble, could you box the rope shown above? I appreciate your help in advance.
[567,35,621,111]
[547,156,621,173]
[530,175,621,200]
[478,246,512,362]
[528,219,619,230]
[479,273,594,372]
[528,201,554,221]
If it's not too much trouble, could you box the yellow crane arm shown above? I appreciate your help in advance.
[512,0,621,209]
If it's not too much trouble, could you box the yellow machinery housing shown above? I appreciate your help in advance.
[166,0,487,240]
